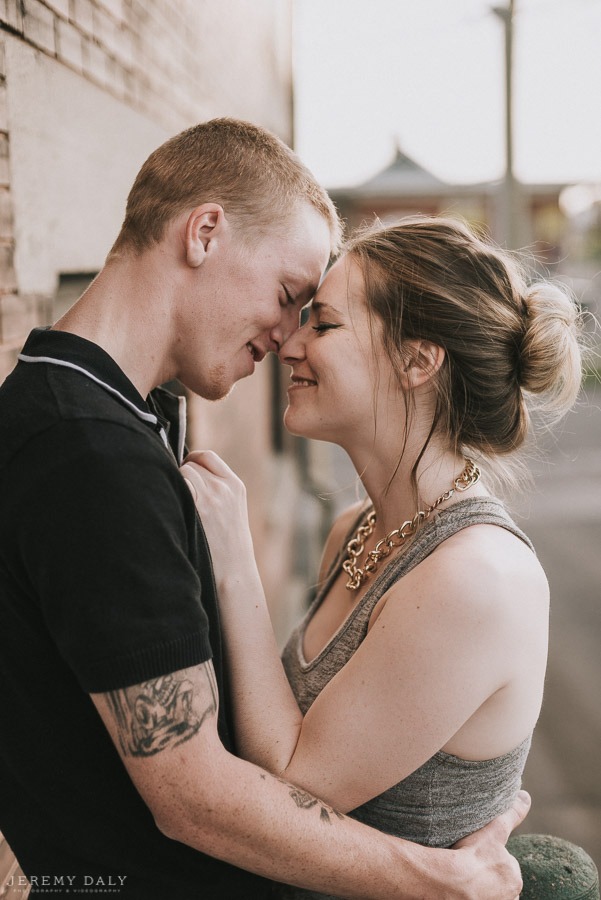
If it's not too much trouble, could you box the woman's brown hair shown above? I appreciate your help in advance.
[346,216,583,486]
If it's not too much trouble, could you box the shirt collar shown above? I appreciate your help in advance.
[18,327,158,428]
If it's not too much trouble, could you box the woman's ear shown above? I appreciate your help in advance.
[401,340,445,388]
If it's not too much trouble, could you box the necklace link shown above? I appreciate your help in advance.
[342,459,481,591]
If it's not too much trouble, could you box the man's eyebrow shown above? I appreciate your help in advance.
[287,275,321,300]
[283,282,318,305]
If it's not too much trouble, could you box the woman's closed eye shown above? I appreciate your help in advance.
[312,323,343,334]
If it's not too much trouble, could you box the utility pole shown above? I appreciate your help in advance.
[492,0,522,248]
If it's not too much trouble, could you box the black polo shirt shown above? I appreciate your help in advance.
[0,328,272,898]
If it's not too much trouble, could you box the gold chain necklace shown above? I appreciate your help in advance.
[342,458,481,591]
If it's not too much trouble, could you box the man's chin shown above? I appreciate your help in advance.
[211,382,236,402]
[196,381,236,402]
[191,364,240,402]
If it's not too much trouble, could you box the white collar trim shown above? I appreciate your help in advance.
[18,353,160,428]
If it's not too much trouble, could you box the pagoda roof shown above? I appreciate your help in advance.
[333,146,448,198]
[330,146,568,199]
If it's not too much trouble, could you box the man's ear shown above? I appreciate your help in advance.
[185,203,227,268]
[401,340,445,388]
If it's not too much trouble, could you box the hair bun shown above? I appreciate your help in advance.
[519,282,582,414]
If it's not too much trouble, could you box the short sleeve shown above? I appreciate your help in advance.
[12,418,212,692]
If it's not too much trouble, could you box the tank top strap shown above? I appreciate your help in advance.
[297,496,534,673]
[362,495,534,602]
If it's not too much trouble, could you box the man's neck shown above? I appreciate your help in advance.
[53,255,177,398]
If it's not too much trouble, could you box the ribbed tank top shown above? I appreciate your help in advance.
[278,498,534,900]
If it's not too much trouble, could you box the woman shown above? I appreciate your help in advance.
[181,217,583,899]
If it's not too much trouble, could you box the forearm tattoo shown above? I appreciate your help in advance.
[261,773,345,825]
[105,663,217,757]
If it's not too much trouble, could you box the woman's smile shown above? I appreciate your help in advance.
[288,374,318,391]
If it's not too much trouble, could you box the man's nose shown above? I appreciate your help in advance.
[268,324,283,353]
[278,326,306,365]
[269,305,299,353]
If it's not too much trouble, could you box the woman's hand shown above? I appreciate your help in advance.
[181,451,304,772]
[180,451,256,588]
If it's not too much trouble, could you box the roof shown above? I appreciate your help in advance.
[331,146,568,200]
[333,146,447,198]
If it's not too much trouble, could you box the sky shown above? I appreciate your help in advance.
[293,0,601,191]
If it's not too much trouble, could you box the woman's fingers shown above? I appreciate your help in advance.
[182,476,197,502]
[184,449,232,477]
[180,453,247,521]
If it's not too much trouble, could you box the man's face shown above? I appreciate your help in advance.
[175,202,332,400]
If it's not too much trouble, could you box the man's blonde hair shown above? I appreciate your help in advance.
[109,118,341,258]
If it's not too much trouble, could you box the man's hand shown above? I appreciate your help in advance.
[450,791,531,900]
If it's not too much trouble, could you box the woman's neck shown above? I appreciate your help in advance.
[348,438,484,541]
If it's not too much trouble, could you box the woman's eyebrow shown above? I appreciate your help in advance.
[311,299,340,315]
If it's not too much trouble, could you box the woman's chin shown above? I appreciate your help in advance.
[283,409,320,440]
[283,411,305,437]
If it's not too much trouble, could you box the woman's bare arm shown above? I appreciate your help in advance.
[181,452,545,813]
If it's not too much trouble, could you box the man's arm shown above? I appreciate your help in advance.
[91,660,528,900]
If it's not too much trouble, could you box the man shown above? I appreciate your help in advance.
[0,119,528,899]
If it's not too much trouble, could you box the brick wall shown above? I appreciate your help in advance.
[0,2,299,891]
[0,35,17,381]
[0,0,292,377]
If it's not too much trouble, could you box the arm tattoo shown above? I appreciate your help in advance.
[272,775,344,825]
[105,663,217,757]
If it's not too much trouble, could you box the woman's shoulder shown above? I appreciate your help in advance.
[393,516,549,624]
[317,501,369,584]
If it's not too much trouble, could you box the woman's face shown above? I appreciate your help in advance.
[279,255,404,447]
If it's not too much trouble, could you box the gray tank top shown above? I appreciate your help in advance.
[278,497,534,900]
